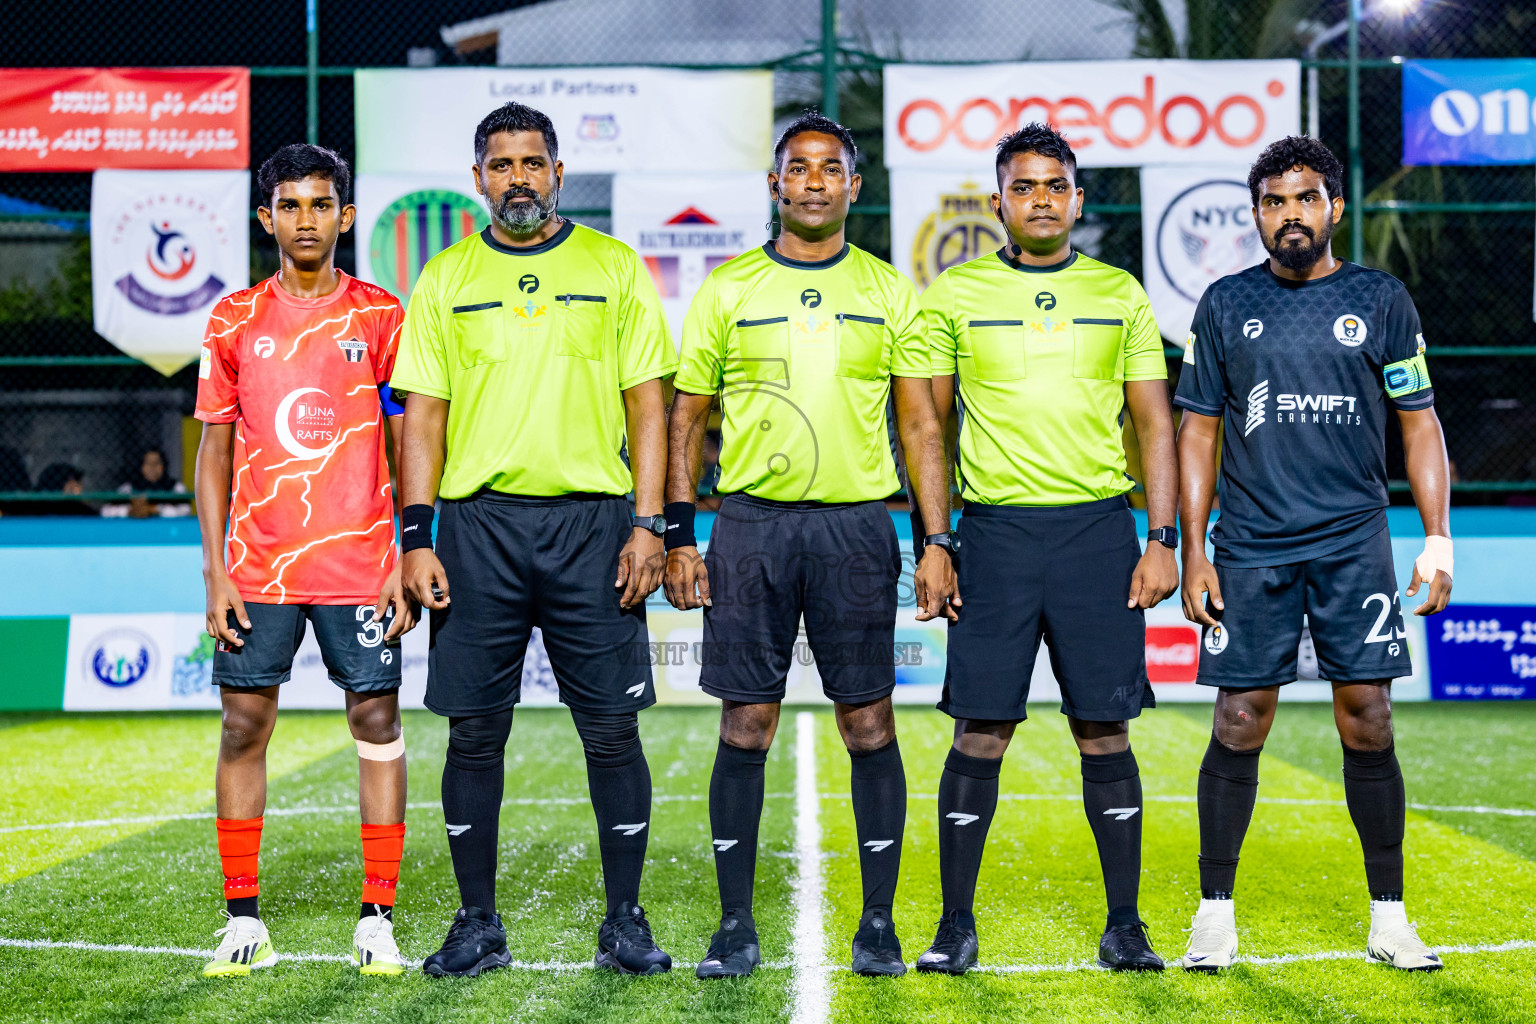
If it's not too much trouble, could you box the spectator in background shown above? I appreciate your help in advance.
[101,447,191,518]
[31,463,94,516]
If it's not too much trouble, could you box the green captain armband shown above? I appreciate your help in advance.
[1383,351,1431,398]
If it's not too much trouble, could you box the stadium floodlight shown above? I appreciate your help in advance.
[1304,0,1422,139]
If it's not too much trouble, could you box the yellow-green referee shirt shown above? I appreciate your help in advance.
[391,221,676,499]
[921,248,1167,506]
[674,242,929,503]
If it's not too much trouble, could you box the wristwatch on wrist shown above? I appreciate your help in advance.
[923,532,960,556]
[1148,526,1178,550]
[633,514,667,537]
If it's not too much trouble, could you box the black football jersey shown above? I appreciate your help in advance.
[1174,261,1433,568]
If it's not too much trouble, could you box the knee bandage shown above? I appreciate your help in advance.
[356,734,405,761]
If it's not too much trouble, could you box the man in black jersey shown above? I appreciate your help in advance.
[1173,136,1452,973]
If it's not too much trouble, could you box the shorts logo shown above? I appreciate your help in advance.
[1334,313,1367,347]
[254,336,276,358]
[625,682,646,698]
[1204,623,1230,655]
[800,288,822,308]
[518,274,539,293]
[1243,318,1263,339]
[1034,291,1056,310]
[1244,379,1268,436]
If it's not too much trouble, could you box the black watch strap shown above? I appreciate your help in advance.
[633,514,667,537]
[1148,526,1178,549]
[923,532,959,555]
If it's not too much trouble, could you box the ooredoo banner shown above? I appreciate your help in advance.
[90,169,250,374]
[611,172,767,336]
[1140,165,1263,342]
[354,68,773,176]
[0,67,249,172]
[1403,60,1536,166]
[884,60,1300,170]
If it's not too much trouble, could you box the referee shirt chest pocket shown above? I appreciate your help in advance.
[554,294,611,361]
[1072,318,1125,381]
[961,319,1026,381]
[834,313,887,380]
[726,316,790,384]
[450,301,507,369]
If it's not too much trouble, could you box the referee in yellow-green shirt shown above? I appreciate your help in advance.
[911,124,1180,976]
[663,114,958,980]
[391,102,675,979]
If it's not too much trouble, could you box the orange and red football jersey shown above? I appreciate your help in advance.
[195,271,403,604]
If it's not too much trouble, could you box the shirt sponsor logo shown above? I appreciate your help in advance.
[1034,291,1056,310]
[1244,379,1268,436]
[1182,331,1196,365]
[1242,318,1263,338]
[1275,392,1362,425]
[800,288,822,308]
[199,344,212,379]
[254,336,276,358]
[518,274,539,293]
[274,387,338,459]
[1334,313,1367,347]
[513,300,547,325]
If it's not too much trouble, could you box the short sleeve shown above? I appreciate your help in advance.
[887,273,929,378]
[390,263,452,401]
[1122,277,1168,381]
[919,273,960,376]
[372,300,404,388]
[674,273,728,395]
[1380,287,1433,410]
[1172,288,1226,416]
[194,298,241,424]
[615,248,678,390]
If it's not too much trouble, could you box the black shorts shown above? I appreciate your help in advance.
[213,602,402,693]
[1198,525,1413,689]
[699,494,900,705]
[426,491,654,717]
[940,496,1154,723]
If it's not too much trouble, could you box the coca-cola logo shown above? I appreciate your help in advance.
[896,76,1287,156]
[1145,625,1200,684]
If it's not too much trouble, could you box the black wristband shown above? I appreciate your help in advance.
[663,501,697,550]
[400,503,436,553]
[909,506,926,563]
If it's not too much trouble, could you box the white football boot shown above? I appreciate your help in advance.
[354,909,406,976]
[1178,898,1239,972]
[1366,900,1443,971]
[203,913,275,977]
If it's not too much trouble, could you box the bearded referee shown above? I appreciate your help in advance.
[914,123,1179,975]
[1174,136,1451,973]
[392,102,676,977]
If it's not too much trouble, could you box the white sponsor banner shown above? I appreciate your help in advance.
[884,61,1300,170]
[354,68,773,176]
[90,169,250,374]
[352,174,489,302]
[611,172,767,336]
[1140,165,1263,342]
[889,170,1007,292]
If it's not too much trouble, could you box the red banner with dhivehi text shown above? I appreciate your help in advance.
[0,67,249,171]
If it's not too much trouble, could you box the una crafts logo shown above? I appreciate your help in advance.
[111,197,232,316]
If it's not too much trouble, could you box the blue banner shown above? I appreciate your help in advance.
[1403,60,1536,166]
[1428,604,1536,700]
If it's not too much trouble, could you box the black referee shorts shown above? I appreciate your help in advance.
[425,491,654,717]
[940,495,1154,723]
[699,494,900,705]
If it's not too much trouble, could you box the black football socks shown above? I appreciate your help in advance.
[441,711,513,913]
[1342,742,1406,900]
[578,719,653,916]
[1196,732,1263,898]
[849,738,907,915]
[1081,748,1143,922]
[709,739,769,916]
[936,748,1001,920]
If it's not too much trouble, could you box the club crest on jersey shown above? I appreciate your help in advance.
[335,338,367,363]
[1334,313,1367,347]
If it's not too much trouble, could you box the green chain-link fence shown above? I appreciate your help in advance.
[3,0,1534,510]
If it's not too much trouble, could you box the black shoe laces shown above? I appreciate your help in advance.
[932,910,970,952]
[443,913,492,950]
[1108,920,1153,949]
[612,908,657,949]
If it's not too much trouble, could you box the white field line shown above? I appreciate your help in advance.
[790,711,826,1024]
[875,793,1536,818]
[3,936,1530,975]
[0,793,797,836]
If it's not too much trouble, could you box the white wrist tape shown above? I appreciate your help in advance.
[356,734,405,761]
[1414,535,1453,583]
